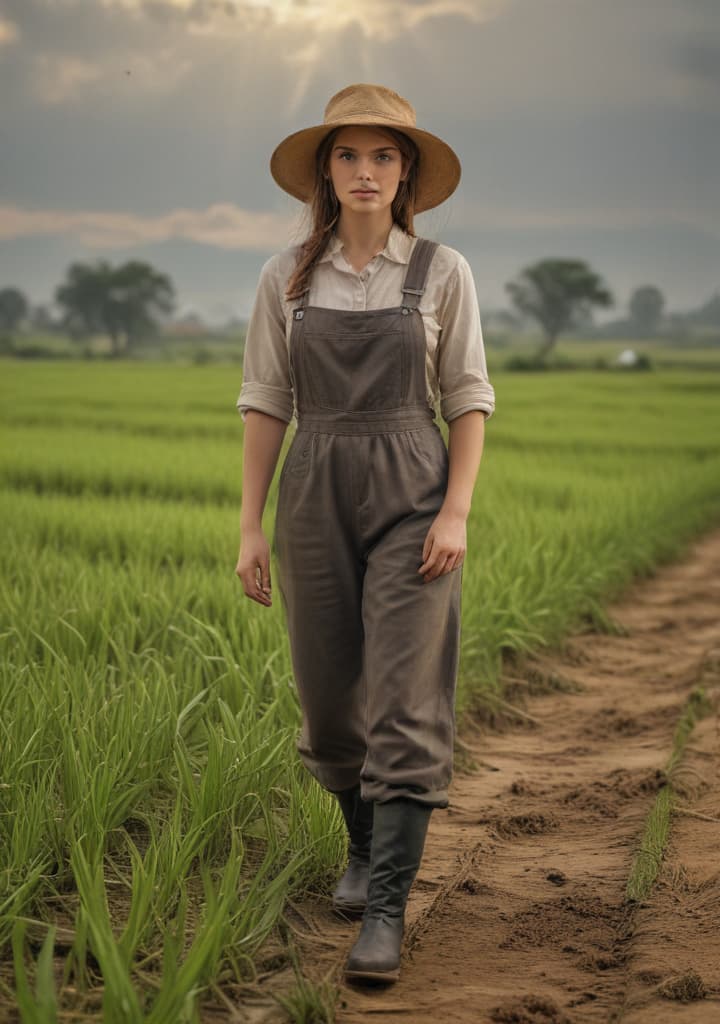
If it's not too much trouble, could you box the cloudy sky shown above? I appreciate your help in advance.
[1,0,718,324]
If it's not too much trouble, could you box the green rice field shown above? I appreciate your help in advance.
[2,359,720,1020]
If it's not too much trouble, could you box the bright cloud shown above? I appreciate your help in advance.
[0,203,302,250]
[246,0,501,42]
[0,16,20,44]
[31,55,105,104]
[30,48,196,103]
[114,0,503,41]
[1,197,713,254]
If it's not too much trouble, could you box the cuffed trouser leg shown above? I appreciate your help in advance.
[359,511,463,809]
[274,484,367,792]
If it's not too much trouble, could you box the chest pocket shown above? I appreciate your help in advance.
[299,327,409,412]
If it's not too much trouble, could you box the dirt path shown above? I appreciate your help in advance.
[288,526,720,1024]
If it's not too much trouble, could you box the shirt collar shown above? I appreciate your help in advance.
[317,222,413,266]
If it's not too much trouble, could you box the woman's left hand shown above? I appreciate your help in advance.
[418,509,466,583]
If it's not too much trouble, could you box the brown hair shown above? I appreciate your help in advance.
[285,126,420,302]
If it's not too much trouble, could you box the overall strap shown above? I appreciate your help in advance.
[401,238,440,310]
[292,284,310,320]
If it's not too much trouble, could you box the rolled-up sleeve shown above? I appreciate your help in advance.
[437,255,495,423]
[236,255,294,424]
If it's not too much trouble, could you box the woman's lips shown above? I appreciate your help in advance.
[351,190,377,196]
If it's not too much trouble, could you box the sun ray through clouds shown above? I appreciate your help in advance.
[102,0,506,110]
[112,0,503,42]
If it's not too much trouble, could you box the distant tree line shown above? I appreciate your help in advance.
[0,259,175,357]
[1,257,719,364]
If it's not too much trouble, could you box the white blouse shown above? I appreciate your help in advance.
[237,222,496,425]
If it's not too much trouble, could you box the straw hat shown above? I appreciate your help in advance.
[270,83,462,214]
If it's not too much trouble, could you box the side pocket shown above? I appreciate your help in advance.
[414,425,447,469]
[278,436,298,492]
[283,433,315,479]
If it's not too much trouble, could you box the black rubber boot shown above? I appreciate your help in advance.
[332,783,374,917]
[344,797,432,983]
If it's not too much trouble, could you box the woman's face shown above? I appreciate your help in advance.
[327,126,407,217]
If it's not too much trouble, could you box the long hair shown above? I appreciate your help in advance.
[285,126,420,302]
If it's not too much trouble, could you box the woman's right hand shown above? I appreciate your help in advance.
[236,526,273,606]
[236,410,289,607]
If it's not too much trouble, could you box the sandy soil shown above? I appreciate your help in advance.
[282,526,720,1024]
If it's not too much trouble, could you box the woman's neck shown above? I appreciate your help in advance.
[334,212,395,271]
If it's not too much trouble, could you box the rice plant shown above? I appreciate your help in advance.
[1,360,719,1018]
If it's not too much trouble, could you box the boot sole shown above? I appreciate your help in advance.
[344,966,400,983]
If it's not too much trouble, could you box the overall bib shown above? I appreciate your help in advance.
[272,237,463,809]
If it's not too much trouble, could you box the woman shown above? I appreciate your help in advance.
[235,83,495,984]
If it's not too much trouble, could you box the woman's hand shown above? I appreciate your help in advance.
[418,509,466,583]
[236,410,288,607]
[417,410,484,583]
[236,526,273,606]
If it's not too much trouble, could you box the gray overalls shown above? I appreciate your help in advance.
[272,237,463,809]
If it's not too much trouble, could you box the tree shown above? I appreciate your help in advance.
[629,285,664,336]
[505,259,614,361]
[0,287,29,333]
[55,260,176,355]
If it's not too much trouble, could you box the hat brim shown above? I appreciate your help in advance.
[270,122,461,214]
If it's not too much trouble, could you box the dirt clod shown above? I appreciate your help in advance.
[509,778,542,796]
[657,969,707,1002]
[488,813,558,838]
[583,708,646,738]
[546,870,567,886]
[458,875,486,895]
[489,994,574,1023]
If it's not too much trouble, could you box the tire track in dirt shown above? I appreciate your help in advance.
[290,526,720,1023]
